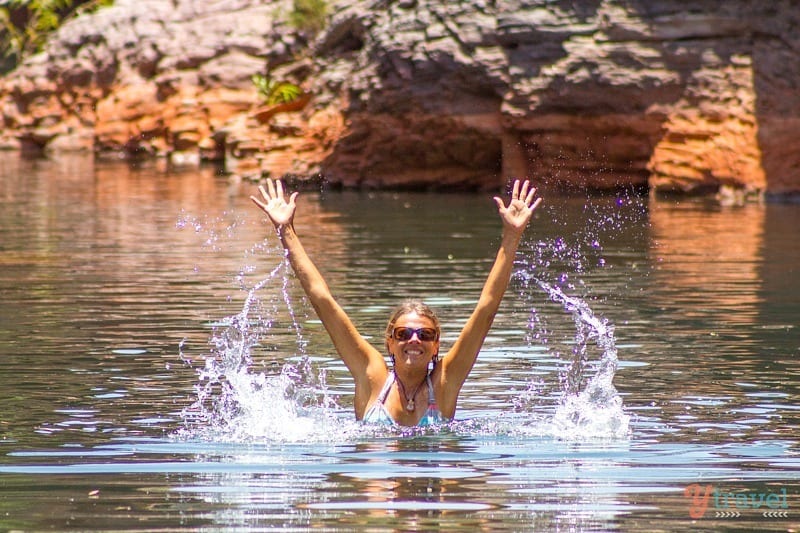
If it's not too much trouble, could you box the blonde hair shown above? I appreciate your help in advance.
[384,299,440,338]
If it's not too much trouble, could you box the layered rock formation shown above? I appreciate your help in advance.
[1,0,799,199]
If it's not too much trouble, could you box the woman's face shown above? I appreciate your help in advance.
[388,312,440,369]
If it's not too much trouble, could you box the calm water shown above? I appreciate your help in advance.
[0,154,798,531]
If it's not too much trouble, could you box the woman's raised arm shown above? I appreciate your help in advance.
[435,179,543,417]
[250,180,386,414]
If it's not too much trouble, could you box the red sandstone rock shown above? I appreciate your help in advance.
[0,0,798,200]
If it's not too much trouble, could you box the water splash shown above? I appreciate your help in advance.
[175,198,635,443]
[507,197,636,440]
[177,258,629,443]
[176,209,243,253]
[176,257,361,444]
[535,278,629,439]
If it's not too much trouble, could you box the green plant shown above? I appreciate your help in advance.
[288,0,328,36]
[1,0,113,73]
[252,73,302,105]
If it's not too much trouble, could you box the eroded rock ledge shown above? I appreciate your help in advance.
[1,0,799,199]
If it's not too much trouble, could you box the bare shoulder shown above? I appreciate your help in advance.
[356,355,389,396]
[353,357,390,416]
[429,355,462,416]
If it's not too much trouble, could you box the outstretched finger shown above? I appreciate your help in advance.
[493,196,505,211]
[524,186,537,206]
[266,178,276,199]
[512,179,521,200]
[276,179,285,200]
[519,180,530,201]
[250,191,267,211]
[250,195,265,210]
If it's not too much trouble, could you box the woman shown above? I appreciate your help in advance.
[251,178,542,426]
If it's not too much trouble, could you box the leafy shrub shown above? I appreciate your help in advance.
[252,73,302,105]
[1,0,113,73]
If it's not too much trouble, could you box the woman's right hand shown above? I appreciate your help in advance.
[493,179,542,235]
[250,178,299,229]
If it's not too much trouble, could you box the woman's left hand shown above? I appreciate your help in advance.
[493,179,543,233]
[251,178,298,229]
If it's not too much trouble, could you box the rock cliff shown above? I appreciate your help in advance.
[1,0,798,199]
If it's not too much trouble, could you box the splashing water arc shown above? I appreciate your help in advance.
[178,258,357,443]
[536,278,630,439]
[177,216,630,442]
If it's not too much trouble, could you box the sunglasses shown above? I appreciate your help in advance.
[391,327,439,342]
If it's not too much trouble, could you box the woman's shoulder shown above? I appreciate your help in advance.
[356,358,389,395]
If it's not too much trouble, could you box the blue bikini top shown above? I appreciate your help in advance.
[362,371,447,426]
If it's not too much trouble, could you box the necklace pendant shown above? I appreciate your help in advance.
[406,398,415,411]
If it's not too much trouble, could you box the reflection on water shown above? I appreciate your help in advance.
[0,154,799,531]
[638,200,799,446]
[649,200,764,323]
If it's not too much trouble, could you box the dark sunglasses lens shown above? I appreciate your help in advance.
[394,328,413,341]
[394,327,437,341]
[418,328,437,341]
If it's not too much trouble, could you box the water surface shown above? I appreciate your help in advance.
[0,155,798,531]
